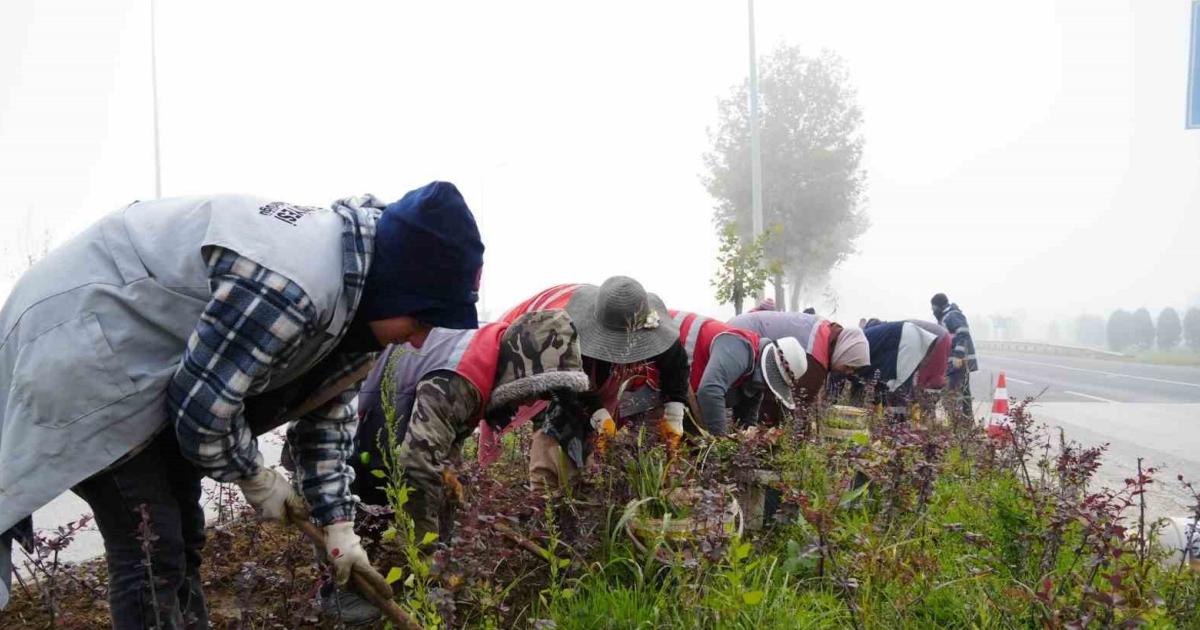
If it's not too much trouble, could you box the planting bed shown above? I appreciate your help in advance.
[4,400,1200,629]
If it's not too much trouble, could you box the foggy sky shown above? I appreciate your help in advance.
[1,0,1197,336]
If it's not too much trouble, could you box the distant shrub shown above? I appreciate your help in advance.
[1157,307,1182,349]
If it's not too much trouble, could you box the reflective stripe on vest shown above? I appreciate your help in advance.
[500,284,582,324]
[673,311,706,359]
[383,322,507,420]
[671,310,760,390]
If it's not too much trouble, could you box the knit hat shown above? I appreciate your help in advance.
[930,293,949,323]
[750,298,776,312]
[360,181,484,329]
[565,276,678,363]
[489,310,591,410]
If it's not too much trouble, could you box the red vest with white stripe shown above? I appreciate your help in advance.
[669,310,760,390]
[499,284,583,324]
[372,323,507,422]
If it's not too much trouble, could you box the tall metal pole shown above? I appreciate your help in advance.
[747,0,763,239]
[150,0,163,198]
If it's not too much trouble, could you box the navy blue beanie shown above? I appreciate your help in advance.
[360,181,484,329]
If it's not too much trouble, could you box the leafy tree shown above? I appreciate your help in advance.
[1184,307,1200,350]
[1131,308,1155,350]
[703,45,867,311]
[1107,310,1133,351]
[712,223,779,315]
[1075,314,1105,348]
[1156,308,1182,349]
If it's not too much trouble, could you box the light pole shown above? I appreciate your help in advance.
[747,0,765,301]
[150,0,162,198]
[747,0,763,240]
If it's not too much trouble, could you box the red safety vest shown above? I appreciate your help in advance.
[497,283,660,419]
[499,284,584,324]
[454,323,507,412]
[360,322,507,424]
[669,310,760,391]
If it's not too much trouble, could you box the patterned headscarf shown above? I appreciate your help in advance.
[830,326,870,370]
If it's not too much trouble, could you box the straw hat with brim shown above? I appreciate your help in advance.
[565,276,679,364]
[760,336,808,410]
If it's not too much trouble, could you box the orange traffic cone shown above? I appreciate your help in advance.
[986,372,1012,442]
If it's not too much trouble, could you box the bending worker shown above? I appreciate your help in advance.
[353,310,589,535]
[727,310,869,409]
[855,320,940,420]
[907,319,952,415]
[0,182,484,630]
[670,310,808,435]
[343,310,589,625]
[498,276,690,491]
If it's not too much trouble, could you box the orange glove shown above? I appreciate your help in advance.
[591,409,617,455]
[660,402,685,452]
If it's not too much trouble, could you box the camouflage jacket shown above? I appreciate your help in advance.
[355,369,480,539]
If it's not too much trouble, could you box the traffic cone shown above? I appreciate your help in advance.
[986,372,1012,442]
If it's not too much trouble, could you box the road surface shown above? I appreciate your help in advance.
[972,351,1200,519]
[972,352,1200,404]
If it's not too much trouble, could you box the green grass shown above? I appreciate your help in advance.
[540,429,1198,628]
[373,404,1200,630]
[1130,349,1200,366]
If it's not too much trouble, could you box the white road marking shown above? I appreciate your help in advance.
[1006,377,1033,385]
[991,357,1200,389]
[1064,390,1120,403]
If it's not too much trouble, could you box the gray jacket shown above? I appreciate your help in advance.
[0,195,355,607]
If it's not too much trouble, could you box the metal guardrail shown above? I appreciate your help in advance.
[976,340,1128,360]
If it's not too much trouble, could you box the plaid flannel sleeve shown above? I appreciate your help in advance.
[169,248,316,483]
[286,350,375,525]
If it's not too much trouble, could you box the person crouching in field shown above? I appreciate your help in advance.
[726,310,870,414]
[841,320,941,421]
[496,276,691,493]
[906,319,952,420]
[0,182,484,630]
[343,310,589,624]
[668,310,808,436]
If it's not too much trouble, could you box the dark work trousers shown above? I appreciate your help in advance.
[73,429,209,630]
[946,368,974,424]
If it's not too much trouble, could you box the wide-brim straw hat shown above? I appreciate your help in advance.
[565,276,678,364]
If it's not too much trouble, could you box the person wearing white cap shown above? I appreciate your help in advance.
[669,311,808,435]
[727,310,870,410]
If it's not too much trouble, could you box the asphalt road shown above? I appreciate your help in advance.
[971,351,1200,518]
[972,352,1200,404]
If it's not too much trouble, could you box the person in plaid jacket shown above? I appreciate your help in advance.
[0,181,484,630]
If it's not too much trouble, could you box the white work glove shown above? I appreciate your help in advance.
[235,467,307,523]
[950,357,966,370]
[662,402,685,436]
[590,408,616,437]
[324,521,391,596]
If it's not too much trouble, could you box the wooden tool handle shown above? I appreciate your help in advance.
[289,518,425,630]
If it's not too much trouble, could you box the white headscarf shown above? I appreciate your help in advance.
[830,326,870,370]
